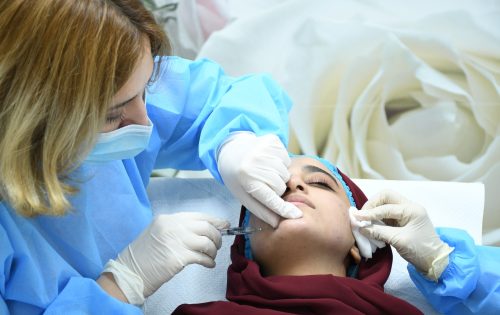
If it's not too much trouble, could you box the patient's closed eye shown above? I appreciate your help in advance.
[307,177,335,191]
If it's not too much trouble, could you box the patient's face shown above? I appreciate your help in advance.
[249,157,356,273]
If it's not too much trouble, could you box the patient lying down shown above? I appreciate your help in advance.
[173,156,423,315]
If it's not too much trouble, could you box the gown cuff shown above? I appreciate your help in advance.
[408,227,479,311]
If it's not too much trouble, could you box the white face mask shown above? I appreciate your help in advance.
[85,118,153,163]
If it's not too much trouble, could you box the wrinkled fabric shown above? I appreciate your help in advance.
[409,228,500,314]
[0,57,291,314]
[173,166,422,315]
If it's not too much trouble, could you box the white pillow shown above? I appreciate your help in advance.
[144,177,484,314]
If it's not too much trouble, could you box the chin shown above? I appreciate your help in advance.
[276,216,310,234]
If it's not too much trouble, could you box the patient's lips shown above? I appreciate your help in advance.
[284,194,315,209]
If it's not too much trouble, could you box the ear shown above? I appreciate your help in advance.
[349,245,362,264]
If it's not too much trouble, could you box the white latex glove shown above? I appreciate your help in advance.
[355,190,453,281]
[103,212,229,304]
[217,132,302,228]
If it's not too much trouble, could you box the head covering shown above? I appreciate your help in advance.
[174,156,423,315]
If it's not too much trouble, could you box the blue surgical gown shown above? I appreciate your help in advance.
[409,227,500,314]
[0,57,291,314]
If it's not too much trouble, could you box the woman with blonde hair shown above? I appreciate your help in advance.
[0,0,302,313]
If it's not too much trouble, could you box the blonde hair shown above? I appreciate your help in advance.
[0,0,170,217]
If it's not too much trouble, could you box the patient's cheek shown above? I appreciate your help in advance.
[278,217,309,229]
[272,217,316,240]
[251,218,308,247]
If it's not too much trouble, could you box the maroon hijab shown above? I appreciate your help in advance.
[174,169,422,315]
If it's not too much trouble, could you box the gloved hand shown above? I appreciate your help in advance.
[355,190,453,281]
[217,132,302,227]
[103,212,229,304]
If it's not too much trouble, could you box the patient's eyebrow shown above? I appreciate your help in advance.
[303,165,340,187]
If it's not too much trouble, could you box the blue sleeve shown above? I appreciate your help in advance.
[43,277,142,315]
[143,57,291,181]
[0,218,141,314]
[408,227,500,314]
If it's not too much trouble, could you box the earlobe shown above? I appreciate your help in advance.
[350,246,361,264]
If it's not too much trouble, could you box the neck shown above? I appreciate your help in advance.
[260,247,349,277]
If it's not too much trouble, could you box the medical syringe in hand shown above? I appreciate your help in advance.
[219,226,267,236]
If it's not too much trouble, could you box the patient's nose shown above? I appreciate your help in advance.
[284,175,306,196]
[294,184,304,191]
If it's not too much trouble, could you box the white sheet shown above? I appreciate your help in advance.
[143,177,484,314]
